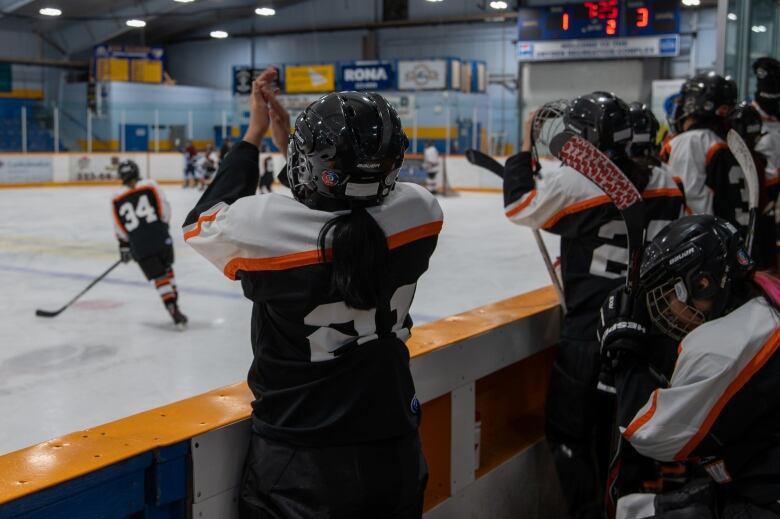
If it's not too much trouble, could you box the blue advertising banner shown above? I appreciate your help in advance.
[338,61,396,91]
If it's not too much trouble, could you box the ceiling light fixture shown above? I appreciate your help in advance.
[681,0,700,6]
[210,30,229,39]
[425,0,444,3]
[489,1,508,9]
[727,13,737,20]
[39,7,62,16]
[126,19,146,28]
[173,0,195,3]
[255,7,275,16]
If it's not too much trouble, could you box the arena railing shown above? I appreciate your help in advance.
[0,286,564,519]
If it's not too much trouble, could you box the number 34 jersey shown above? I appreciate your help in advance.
[503,152,685,339]
[183,144,443,446]
[112,180,172,258]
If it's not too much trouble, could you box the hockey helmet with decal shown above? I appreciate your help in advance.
[640,215,753,340]
[671,71,737,133]
[727,101,763,149]
[564,91,633,155]
[118,160,140,186]
[287,91,408,210]
[627,102,660,158]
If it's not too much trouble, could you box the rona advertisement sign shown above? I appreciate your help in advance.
[338,61,396,91]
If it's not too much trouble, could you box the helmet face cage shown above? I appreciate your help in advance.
[646,277,706,341]
[286,92,406,207]
[673,72,737,132]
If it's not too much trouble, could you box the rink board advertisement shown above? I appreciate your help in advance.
[338,61,396,91]
[232,66,282,96]
[284,64,336,94]
[397,59,449,91]
[0,156,53,183]
[516,34,679,61]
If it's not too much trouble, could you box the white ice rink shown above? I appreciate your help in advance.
[0,184,558,455]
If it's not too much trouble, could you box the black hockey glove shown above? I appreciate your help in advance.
[597,286,648,371]
[119,243,132,263]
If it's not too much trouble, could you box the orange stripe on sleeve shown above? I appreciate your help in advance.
[624,389,659,440]
[223,220,444,280]
[643,187,683,199]
[767,174,780,187]
[505,190,537,219]
[674,327,780,460]
[183,211,221,241]
[705,142,728,166]
[541,195,611,230]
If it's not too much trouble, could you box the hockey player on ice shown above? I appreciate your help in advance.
[112,160,187,328]
[184,70,441,518]
[503,92,685,519]
[706,102,778,271]
[752,57,780,191]
[661,72,737,215]
[599,215,780,518]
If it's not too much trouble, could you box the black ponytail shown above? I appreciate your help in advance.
[318,207,389,310]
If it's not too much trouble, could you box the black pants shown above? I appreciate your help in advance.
[136,244,174,281]
[239,433,428,519]
[545,337,613,519]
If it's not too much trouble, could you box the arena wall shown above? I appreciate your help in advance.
[0,287,565,519]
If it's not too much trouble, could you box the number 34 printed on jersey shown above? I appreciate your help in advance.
[119,195,158,232]
[304,284,417,362]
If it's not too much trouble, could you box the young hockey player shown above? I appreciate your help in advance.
[599,215,780,518]
[184,71,441,518]
[706,102,777,271]
[627,102,661,165]
[752,57,780,197]
[112,160,187,327]
[504,92,685,519]
[662,72,737,215]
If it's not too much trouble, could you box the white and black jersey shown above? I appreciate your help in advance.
[661,128,724,215]
[184,141,443,446]
[112,179,172,259]
[706,144,778,270]
[504,152,685,339]
[616,292,780,506]
[753,101,780,190]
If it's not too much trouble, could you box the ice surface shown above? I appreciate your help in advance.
[0,184,558,454]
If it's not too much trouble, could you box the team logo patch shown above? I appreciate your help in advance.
[410,395,420,414]
[321,170,340,187]
[737,248,751,266]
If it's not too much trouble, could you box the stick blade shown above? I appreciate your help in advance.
[35,309,61,318]
[464,148,504,177]
[726,129,759,210]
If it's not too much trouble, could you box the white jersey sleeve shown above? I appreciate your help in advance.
[184,183,443,280]
[666,129,723,216]
[623,297,780,462]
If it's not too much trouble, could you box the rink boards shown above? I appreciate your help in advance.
[0,152,507,191]
[0,286,564,519]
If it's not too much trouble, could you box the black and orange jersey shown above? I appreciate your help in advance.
[183,141,443,446]
[504,152,684,339]
[112,179,171,259]
[706,144,778,270]
[661,128,724,215]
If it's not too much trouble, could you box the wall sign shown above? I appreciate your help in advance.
[338,61,396,91]
[517,34,679,61]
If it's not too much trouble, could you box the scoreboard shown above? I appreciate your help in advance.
[517,0,679,41]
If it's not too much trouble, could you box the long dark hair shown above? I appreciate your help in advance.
[317,207,389,309]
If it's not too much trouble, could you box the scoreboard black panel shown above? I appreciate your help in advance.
[517,0,680,41]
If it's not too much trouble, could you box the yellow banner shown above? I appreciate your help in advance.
[284,64,335,94]
[96,58,129,82]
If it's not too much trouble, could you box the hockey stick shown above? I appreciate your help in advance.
[549,132,647,292]
[465,148,568,313]
[35,260,122,318]
[726,129,760,256]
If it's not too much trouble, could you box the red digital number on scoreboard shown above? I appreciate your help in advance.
[635,7,649,27]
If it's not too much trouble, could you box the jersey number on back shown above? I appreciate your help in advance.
[590,220,670,278]
[304,284,417,362]
[119,194,158,232]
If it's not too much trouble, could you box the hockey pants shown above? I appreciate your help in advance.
[239,432,428,519]
[545,337,614,519]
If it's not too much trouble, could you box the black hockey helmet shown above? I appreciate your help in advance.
[118,160,140,186]
[287,91,408,210]
[727,101,763,149]
[640,215,753,340]
[671,72,737,133]
[564,91,633,155]
[627,102,660,157]
[753,57,780,118]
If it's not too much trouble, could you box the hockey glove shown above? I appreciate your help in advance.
[119,243,132,263]
[597,286,648,370]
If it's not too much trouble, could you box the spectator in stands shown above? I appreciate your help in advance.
[258,155,274,193]
[219,136,232,161]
